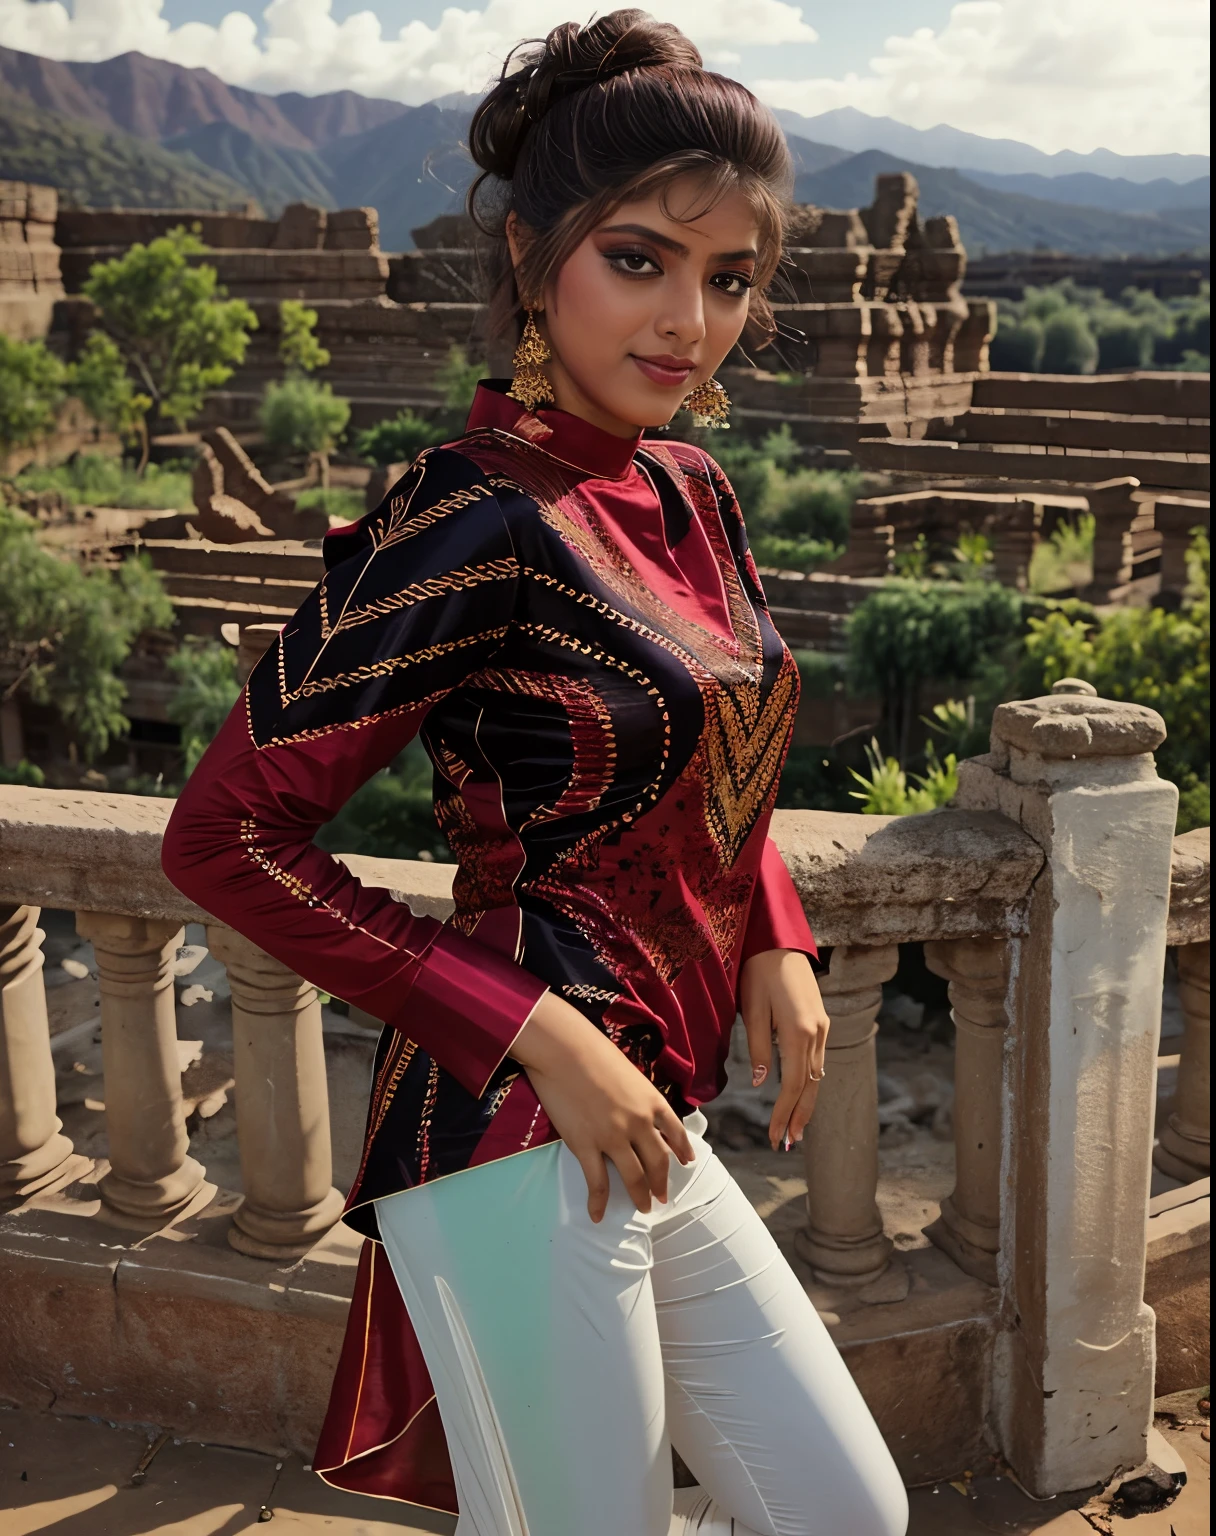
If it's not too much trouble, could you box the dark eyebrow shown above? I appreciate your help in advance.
[598,224,758,266]
[599,222,689,255]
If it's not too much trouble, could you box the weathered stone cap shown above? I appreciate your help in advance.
[992,694,1166,759]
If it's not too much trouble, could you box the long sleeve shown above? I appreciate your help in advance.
[162,449,548,1099]
[740,836,817,965]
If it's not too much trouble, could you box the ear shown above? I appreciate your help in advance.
[505,213,541,313]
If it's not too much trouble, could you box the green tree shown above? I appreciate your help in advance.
[0,336,68,457]
[989,315,1045,372]
[259,374,351,488]
[69,331,153,465]
[848,580,1024,764]
[1040,308,1099,374]
[0,505,173,761]
[167,640,240,775]
[83,227,256,454]
[278,299,330,373]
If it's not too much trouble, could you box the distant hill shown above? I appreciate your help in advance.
[318,106,476,251]
[794,151,1209,257]
[0,43,408,149]
[964,169,1210,214]
[0,94,251,212]
[774,106,1209,185]
[164,122,336,214]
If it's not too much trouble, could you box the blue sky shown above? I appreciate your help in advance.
[0,2,1208,155]
[153,0,959,85]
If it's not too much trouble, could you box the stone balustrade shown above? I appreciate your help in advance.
[0,690,1209,1497]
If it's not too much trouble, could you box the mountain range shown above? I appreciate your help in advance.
[0,44,1209,257]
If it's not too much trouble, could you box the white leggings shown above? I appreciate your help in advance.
[375,1111,908,1536]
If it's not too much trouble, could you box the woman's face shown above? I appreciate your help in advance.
[513,177,762,439]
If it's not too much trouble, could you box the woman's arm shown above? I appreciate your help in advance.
[162,450,547,1099]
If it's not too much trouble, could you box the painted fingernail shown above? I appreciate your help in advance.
[782,1132,791,1152]
[752,1065,768,1086]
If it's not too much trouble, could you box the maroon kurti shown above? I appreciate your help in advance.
[162,381,815,1513]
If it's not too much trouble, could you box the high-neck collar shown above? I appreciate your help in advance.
[464,380,642,482]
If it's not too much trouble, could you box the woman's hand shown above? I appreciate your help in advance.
[510,990,695,1223]
[739,948,830,1152]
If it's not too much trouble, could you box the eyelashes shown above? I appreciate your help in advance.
[601,247,754,296]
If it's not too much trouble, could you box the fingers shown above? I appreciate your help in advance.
[575,1146,611,1225]
[655,1102,696,1166]
[741,987,774,1089]
[786,1074,823,1145]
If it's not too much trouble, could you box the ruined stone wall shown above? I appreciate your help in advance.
[0,181,64,341]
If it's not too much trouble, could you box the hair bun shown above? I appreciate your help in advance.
[470,9,702,181]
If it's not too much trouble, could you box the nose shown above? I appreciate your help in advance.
[657,271,707,349]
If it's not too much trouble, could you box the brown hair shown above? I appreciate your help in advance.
[467,9,792,352]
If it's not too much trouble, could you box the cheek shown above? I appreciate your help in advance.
[549,254,643,358]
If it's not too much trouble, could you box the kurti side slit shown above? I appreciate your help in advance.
[161,380,818,1514]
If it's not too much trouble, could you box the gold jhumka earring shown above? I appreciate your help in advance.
[507,310,555,412]
[682,377,731,428]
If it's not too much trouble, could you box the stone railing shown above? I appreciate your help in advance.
[0,689,1209,1497]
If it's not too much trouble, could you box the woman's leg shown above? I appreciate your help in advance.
[653,1117,909,1536]
[374,1143,673,1536]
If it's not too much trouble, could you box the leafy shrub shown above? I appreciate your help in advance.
[295,486,365,523]
[1018,532,1209,828]
[166,640,240,775]
[259,375,350,474]
[848,738,958,815]
[354,409,446,466]
[1094,314,1156,370]
[14,454,192,511]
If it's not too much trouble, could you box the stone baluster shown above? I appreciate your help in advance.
[797,944,899,1285]
[923,937,1010,1285]
[1154,941,1210,1182]
[0,905,86,1202]
[955,690,1177,1497]
[1154,498,1210,607]
[75,911,207,1225]
[206,926,344,1260]
[990,500,1039,592]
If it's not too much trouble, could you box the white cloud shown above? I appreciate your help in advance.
[0,0,815,102]
[0,1,1207,155]
[755,0,1210,156]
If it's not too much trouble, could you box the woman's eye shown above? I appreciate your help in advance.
[712,272,754,297]
[606,250,661,276]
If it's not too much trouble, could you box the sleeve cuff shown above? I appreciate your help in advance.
[389,925,550,1099]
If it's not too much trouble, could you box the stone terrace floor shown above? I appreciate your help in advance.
[1,1396,1208,1536]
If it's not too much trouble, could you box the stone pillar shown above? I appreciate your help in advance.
[796,944,899,1284]
[236,623,282,687]
[1154,498,1209,606]
[207,926,344,1260]
[954,299,997,373]
[923,937,1009,1285]
[955,692,1177,1496]
[1085,476,1143,600]
[990,500,1039,592]
[0,905,84,1202]
[76,911,207,1225]
[1154,941,1210,1182]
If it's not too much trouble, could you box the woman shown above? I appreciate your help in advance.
[162,12,908,1536]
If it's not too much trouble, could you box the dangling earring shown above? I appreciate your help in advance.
[682,377,731,429]
[507,310,554,412]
